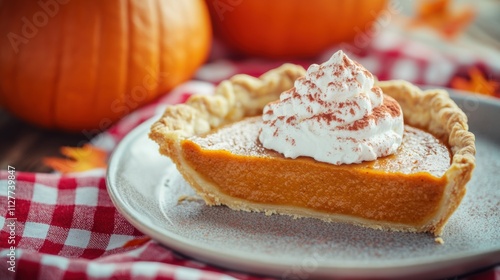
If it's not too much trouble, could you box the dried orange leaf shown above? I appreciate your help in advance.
[123,237,151,248]
[410,0,475,38]
[43,144,107,173]
[451,68,499,97]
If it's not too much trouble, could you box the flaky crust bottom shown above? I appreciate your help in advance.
[150,65,476,236]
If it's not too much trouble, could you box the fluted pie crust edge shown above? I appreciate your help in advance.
[149,64,476,236]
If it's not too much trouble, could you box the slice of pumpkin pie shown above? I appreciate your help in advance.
[149,51,475,236]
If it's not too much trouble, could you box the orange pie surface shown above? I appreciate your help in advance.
[182,117,451,227]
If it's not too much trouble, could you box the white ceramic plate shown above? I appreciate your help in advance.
[107,90,500,279]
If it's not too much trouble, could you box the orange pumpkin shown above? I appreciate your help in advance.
[207,0,388,58]
[0,0,211,132]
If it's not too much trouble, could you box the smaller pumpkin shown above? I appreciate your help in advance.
[0,0,211,132]
[207,0,388,58]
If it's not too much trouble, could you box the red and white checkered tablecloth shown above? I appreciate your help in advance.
[1,27,500,280]
[0,172,270,280]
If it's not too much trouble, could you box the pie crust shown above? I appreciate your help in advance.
[149,64,476,236]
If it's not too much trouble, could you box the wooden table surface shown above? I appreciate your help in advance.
[0,109,89,173]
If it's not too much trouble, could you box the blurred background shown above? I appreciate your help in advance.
[1,2,500,279]
[0,0,499,172]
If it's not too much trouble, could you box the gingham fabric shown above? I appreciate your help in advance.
[1,26,500,279]
[0,173,266,280]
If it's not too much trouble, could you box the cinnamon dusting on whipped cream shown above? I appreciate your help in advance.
[258,50,404,165]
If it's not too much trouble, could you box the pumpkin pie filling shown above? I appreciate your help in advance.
[182,117,450,226]
[149,51,475,236]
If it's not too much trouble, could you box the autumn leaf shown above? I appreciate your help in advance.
[451,67,500,97]
[123,237,151,248]
[410,0,475,38]
[43,144,108,173]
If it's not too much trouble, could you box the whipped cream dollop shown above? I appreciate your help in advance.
[258,50,404,165]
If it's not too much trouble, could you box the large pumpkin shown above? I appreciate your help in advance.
[0,0,211,132]
[207,0,388,58]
